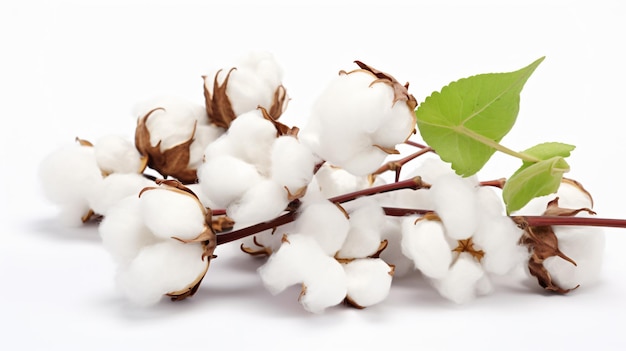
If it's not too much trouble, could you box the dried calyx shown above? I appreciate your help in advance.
[135,108,199,184]
[515,196,596,294]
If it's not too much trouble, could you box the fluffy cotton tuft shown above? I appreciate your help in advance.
[39,142,103,226]
[401,217,452,279]
[197,155,263,208]
[337,198,386,259]
[88,173,154,216]
[210,51,286,117]
[227,180,289,225]
[116,241,208,306]
[543,225,605,290]
[270,136,317,194]
[430,174,479,240]
[431,253,486,304]
[300,67,415,176]
[94,135,144,174]
[99,196,157,266]
[296,201,350,256]
[139,189,207,241]
[258,234,347,313]
[344,258,393,308]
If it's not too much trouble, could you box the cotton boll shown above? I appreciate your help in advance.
[337,199,386,259]
[214,51,286,117]
[227,180,289,224]
[432,253,485,304]
[39,143,104,225]
[39,143,103,204]
[344,258,393,308]
[88,173,154,216]
[298,258,348,313]
[430,174,479,240]
[473,215,526,275]
[116,241,207,306]
[139,188,206,241]
[296,201,350,256]
[202,133,236,160]
[93,135,144,175]
[226,110,277,171]
[401,217,452,279]
[136,96,205,152]
[543,225,605,290]
[197,155,262,208]
[258,233,347,312]
[270,136,316,194]
[99,196,157,266]
[341,146,389,177]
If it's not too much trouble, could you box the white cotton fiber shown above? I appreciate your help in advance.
[139,189,206,241]
[337,199,386,258]
[226,110,276,171]
[432,253,485,304]
[227,180,289,224]
[258,233,347,312]
[401,217,452,279]
[137,96,204,152]
[197,155,262,208]
[543,225,605,290]
[473,214,526,275]
[296,201,350,256]
[39,143,103,205]
[430,174,479,240]
[99,196,157,266]
[94,135,144,174]
[344,258,393,308]
[116,241,207,306]
[88,173,154,216]
[270,136,316,193]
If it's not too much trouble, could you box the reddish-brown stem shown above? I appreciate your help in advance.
[519,216,626,228]
[329,176,428,204]
[405,140,432,150]
[371,147,434,182]
[479,178,507,189]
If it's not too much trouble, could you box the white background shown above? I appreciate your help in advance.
[2,0,626,350]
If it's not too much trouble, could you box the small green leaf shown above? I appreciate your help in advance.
[503,156,571,214]
[415,57,544,176]
[522,142,576,160]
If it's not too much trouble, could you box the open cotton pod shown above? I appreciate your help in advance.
[99,180,216,305]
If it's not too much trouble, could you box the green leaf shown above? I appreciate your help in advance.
[415,57,545,176]
[521,142,576,160]
[502,142,575,213]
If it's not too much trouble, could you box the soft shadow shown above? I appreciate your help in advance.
[23,217,102,243]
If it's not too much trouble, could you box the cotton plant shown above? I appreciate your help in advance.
[38,52,626,313]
